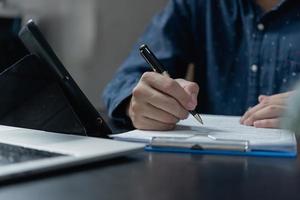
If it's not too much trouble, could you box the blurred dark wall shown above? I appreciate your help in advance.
[5,0,168,108]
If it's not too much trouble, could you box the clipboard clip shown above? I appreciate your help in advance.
[150,135,250,152]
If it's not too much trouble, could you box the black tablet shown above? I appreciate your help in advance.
[18,20,112,137]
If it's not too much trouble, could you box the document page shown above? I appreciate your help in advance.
[111,115,297,151]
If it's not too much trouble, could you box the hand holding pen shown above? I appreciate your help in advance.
[139,44,203,125]
[126,44,202,131]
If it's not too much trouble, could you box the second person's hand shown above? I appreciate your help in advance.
[127,72,199,131]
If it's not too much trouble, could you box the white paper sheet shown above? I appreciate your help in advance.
[111,115,297,151]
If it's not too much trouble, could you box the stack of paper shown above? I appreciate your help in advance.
[111,115,297,153]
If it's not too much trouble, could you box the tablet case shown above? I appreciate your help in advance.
[0,16,28,73]
[0,54,111,137]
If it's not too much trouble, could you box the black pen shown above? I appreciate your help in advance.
[139,44,203,125]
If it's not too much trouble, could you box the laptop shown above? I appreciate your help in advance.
[0,20,143,181]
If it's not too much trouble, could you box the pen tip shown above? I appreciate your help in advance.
[195,114,203,125]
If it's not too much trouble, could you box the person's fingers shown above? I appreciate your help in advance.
[240,103,266,123]
[253,118,280,129]
[267,91,294,100]
[258,95,268,103]
[258,91,294,104]
[243,105,285,126]
[132,115,176,131]
[129,72,201,131]
[176,79,199,105]
[241,94,289,124]
[140,72,196,110]
[128,97,176,130]
[132,83,189,119]
[142,103,180,124]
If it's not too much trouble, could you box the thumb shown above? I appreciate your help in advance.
[176,79,199,105]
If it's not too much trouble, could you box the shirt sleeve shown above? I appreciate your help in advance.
[102,0,196,123]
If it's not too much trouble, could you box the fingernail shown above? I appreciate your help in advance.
[253,121,260,128]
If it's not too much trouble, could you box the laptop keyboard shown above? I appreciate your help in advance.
[0,142,65,166]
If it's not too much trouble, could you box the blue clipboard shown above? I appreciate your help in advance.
[145,136,297,158]
[145,146,297,158]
